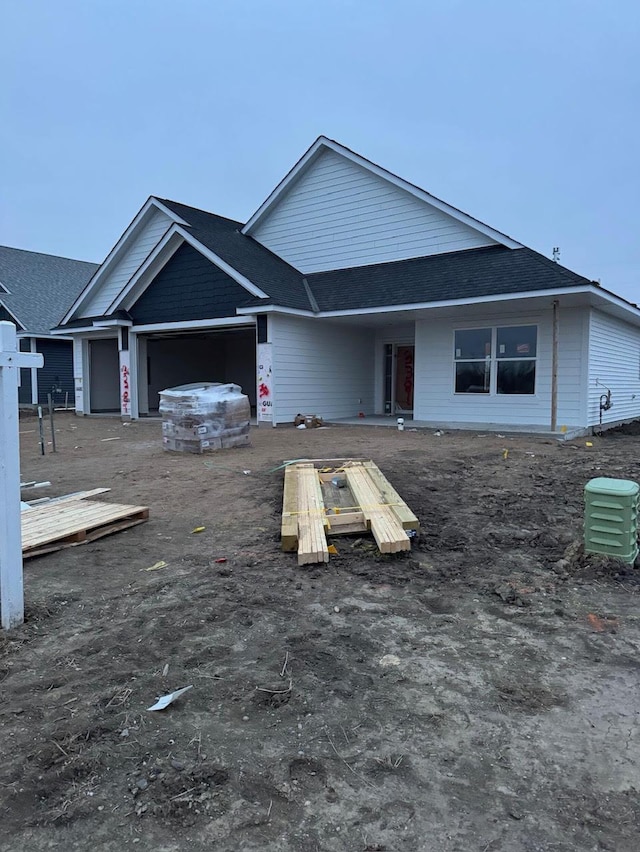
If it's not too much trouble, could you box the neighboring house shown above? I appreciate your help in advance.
[0,246,98,406]
[55,137,640,432]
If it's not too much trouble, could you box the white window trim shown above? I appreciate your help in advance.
[453,324,539,397]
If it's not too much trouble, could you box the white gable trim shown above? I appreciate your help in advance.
[104,223,269,316]
[107,228,184,313]
[61,197,186,324]
[173,226,269,299]
[242,136,522,250]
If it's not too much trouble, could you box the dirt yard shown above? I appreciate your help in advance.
[2,414,640,851]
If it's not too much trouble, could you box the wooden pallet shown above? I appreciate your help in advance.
[281,460,419,564]
[22,491,149,559]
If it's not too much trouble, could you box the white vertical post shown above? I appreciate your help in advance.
[0,322,43,630]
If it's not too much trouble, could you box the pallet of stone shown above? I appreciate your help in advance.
[281,459,419,564]
[21,490,149,559]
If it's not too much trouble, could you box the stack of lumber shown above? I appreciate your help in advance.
[281,459,419,566]
[21,489,149,559]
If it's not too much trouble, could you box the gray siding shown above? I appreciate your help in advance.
[413,304,588,428]
[35,338,74,405]
[130,243,251,323]
[252,148,496,273]
[18,337,32,404]
[270,314,375,423]
[587,310,640,426]
[79,208,171,318]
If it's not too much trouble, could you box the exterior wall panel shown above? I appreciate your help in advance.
[252,149,496,273]
[587,310,640,426]
[270,314,375,423]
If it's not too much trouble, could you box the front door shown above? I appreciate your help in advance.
[395,345,414,413]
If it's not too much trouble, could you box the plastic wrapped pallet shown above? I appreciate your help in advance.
[159,382,251,453]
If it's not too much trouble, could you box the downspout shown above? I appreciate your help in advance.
[551,299,559,432]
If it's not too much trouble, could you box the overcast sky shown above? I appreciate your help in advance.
[1,1,638,302]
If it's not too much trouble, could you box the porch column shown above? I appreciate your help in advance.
[118,327,131,419]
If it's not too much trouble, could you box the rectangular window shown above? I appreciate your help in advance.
[496,326,537,394]
[454,325,537,395]
[454,328,491,393]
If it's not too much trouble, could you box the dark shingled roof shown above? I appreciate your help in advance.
[157,199,313,311]
[0,246,99,333]
[302,245,594,312]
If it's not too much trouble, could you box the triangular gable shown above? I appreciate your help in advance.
[243,137,522,274]
[128,242,255,324]
[61,198,188,323]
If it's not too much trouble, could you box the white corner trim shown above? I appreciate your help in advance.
[61,197,185,324]
[242,136,522,250]
[132,316,254,334]
[106,228,185,313]
[174,226,268,299]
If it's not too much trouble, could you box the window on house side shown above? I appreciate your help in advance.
[496,326,537,394]
[454,328,491,393]
[454,325,537,395]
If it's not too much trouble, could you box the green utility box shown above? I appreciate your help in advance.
[584,477,639,564]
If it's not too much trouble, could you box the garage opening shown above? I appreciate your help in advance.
[139,327,256,414]
[89,337,120,412]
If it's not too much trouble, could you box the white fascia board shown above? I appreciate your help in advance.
[51,325,107,335]
[238,285,640,323]
[95,318,133,327]
[242,137,326,234]
[107,227,184,313]
[18,332,73,341]
[242,136,522,249]
[315,286,595,318]
[149,197,190,225]
[132,316,254,334]
[174,226,268,299]
[237,304,315,318]
[0,280,9,294]
[61,197,183,324]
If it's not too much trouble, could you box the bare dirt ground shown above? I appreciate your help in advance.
[2,414,640,852]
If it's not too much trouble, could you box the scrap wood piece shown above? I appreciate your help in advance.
[296,463,329,566]
[345,465,410,554]
[21,498,149,559]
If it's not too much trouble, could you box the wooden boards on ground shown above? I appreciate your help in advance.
[22,491,149,559]
[281,459,418,564]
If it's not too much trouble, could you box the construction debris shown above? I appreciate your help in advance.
[281,459,419,566]
[21,489,149,559]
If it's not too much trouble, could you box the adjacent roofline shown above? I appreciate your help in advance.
[242,136,523,250]
[0,299,25,329]
[61,197,187,324]
[131,316,253,334]
[238,284,640,325]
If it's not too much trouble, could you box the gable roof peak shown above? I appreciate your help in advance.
[241,136,522,250]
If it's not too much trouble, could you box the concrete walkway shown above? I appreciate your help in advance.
[328,415,588,441]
